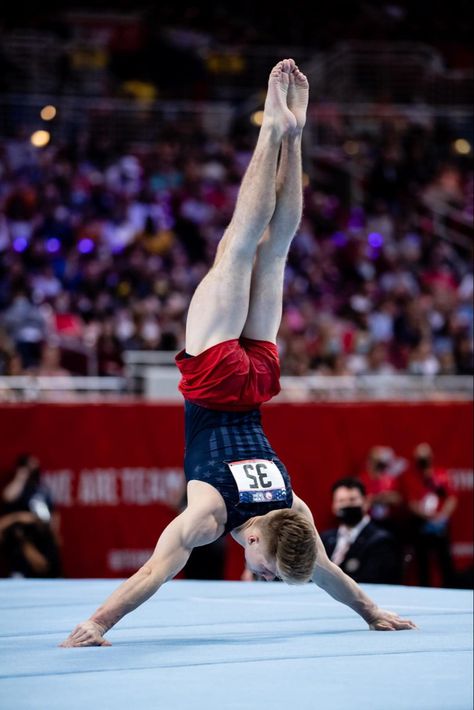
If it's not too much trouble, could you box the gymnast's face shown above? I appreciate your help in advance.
[245,537,278,581]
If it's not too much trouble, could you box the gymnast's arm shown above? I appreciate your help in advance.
[60,507,221,647]
[292,495,417,631]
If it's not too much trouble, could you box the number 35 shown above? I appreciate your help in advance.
[243,463,272,489]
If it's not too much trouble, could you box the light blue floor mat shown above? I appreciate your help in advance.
[0,580,472,710]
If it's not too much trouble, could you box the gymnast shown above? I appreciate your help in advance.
[61,59,416,647]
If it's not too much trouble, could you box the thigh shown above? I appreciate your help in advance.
[185,239,254,356]
[241,251,286,343]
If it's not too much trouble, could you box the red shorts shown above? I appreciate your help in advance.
[175,338,281,411]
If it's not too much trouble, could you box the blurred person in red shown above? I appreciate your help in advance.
[359,446,404,536]
[401,443,457,587]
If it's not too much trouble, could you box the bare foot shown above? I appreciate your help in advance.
[262,60,297,138]
[288,65,309,131]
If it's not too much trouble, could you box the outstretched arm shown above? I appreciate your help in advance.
[292,495,416,631]
[60,508,221,647]
[312,548,416,630]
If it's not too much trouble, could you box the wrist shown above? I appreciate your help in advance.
[90,613,112,634]
[360,602,380,624]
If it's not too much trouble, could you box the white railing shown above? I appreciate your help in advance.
[139,364,473,402]
[276,374,473,402]
[0,376,127,402]
[0,369,471,402]
[123,351,176,366]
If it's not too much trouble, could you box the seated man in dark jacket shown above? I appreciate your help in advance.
[321,478,402,584]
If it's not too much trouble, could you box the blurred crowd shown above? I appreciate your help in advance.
[0,106,472,379]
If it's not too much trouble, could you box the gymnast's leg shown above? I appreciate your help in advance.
[185,59,297,356]
[242,64,309,343]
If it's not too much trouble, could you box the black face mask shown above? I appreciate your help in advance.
[336,506,364,527]
[416,457,432,470]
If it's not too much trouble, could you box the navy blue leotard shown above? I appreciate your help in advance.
[184,400,293,535]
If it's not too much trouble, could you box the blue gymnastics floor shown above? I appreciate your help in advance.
[0,580,472,710]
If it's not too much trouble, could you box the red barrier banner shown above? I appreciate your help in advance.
[0,401,472,580]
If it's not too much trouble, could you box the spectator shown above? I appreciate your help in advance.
[400,443,458,587]
[35,342,71,377]
[321,478,403,584]
[358,446,404,534]
[408,339,441,375]
[0,454,62,577]
[0,328,15,375]
[361,342,396,375]
[1,288,47,370]
[96,321,124,376]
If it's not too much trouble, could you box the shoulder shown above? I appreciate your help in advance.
[186,480,227,525]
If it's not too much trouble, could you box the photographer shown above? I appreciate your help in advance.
[359,446,404,536]
[401,444,457,587]
[0,454,62,578]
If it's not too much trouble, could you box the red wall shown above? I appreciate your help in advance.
[0,400,472,580]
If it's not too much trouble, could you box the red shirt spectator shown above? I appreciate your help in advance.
[359,446,403,529]
[400,448,456,520]
[400,443,458,587]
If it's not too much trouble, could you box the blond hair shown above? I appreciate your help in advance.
[259,510,317,584]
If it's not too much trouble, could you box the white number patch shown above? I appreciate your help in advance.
[227,459,287,504]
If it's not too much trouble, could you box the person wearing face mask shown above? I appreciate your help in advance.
[321,478,403,584]
[400,443,457,587]
[358,446,404,535]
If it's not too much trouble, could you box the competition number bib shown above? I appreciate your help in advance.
[227,459,287,504]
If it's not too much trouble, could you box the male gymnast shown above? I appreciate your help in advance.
[61,59,415,647]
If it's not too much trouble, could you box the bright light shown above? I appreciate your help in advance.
[250,110,264,127]
[40,105,57,121]
[77,238,94,254]
[46,238,61,253]
[453,138,471,155]
[368,232,384,248]
[30,130,50,148]
[13,237,28,252]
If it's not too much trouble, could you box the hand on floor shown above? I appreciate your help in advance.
[60,620,111,647]
[368,609,418,631]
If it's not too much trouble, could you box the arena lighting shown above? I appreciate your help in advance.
[453,138,471,155]
[368,232,384,248]
[12,237,28,252]
[250,110,264,127]
[77,238,94,254]
[40,105,57,121]
[46,238,61,253]
[30,130,50,148]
